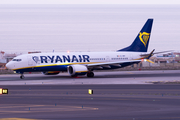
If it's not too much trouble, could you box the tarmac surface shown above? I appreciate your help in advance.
[1,70,180,120]
[1,70,180,85]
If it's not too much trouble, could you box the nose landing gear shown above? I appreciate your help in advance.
[20,74,25,79]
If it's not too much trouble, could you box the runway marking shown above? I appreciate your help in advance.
[0,105,45,109]
[127,72,134,74]
[117,98,160,102]
[0,118,38,120]
[138,117,180,120]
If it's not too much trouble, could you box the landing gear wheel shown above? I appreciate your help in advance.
[20,74,25,79]
[87,71,94,77]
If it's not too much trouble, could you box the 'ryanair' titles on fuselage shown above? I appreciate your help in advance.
[33,55,90,63]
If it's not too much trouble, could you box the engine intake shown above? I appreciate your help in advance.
[67,65,88,76]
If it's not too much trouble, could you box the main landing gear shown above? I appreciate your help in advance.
[20,74,25,79]
[87,71,94,77]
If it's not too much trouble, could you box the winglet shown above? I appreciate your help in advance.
[140,49,155,63]
[146,49,155,59]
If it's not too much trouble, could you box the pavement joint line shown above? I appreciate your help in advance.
[0,106,98,113]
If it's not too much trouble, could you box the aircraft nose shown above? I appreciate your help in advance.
[6,62,13,69]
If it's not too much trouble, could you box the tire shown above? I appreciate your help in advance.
[20,75,24,79]
[87,72,94,77]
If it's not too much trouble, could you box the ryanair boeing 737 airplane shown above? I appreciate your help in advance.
[6,19,154,79]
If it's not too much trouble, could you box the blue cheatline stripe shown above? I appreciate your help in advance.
[15,65,68,73]
[12,62,102,71]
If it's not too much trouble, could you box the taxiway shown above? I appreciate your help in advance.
[1,70,180,120]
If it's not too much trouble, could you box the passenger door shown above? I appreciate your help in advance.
[27,56,35,66]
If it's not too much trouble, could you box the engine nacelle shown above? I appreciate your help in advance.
[42,71,60,75]
[67,65,88,76]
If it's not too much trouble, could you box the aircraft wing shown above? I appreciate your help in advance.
[140,50,173,57]
[87,60,141,69]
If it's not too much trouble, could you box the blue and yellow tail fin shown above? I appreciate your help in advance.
[117,19,153,52]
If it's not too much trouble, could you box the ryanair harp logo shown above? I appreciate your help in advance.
[139,32,150,47]
[32,56,39,63]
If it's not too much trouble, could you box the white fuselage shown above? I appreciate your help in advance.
[6,51,142,73]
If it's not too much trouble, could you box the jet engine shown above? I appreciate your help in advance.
[42,71,60,75]
[67,65,88,76]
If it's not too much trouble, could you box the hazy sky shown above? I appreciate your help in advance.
[0,4,180,54]
[0,0,180,4]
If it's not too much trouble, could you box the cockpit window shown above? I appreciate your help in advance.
[12,59,22,62]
